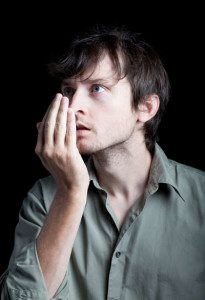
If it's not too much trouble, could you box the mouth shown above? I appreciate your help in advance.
[76,127,90,133]
[76,126,89,130]
[76,123,90,131]
[76,123,91,137]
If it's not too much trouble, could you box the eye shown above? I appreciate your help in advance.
[62,87,75,98]
[91,85,105,94]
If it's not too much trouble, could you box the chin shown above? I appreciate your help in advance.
[77,142,103,156]
[77,145,95,155]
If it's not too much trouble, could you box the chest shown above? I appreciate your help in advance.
[107,194,142,228]
[68,187,205,299]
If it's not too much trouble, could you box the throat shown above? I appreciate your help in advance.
[108,193,144,228]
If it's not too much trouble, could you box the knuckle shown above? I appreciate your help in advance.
[42,147,52,158]
[35,146,40,155]
[44,121,51,130]
[54,149,64,159]
[55,122,66,130]
[36,122,41,130]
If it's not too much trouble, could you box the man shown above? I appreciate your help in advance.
[0,26,205,299]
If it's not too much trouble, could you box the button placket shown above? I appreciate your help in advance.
[115,251,121,258]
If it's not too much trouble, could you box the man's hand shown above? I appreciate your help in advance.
[35,93,89,194]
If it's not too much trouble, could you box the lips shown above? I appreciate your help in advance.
[76,126,89,130]
[76,123,90,130]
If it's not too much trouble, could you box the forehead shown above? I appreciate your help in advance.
[86,54,115,79]
[64,53,128,85]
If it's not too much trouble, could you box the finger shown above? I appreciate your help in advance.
[35,93,62,153]
[36,122,41,130]
[65,108,76,147]
[35,120,44,154]
[44,93,62,147]
[35,118,49,153]
[41,100,55,127]
[54,96,69,146]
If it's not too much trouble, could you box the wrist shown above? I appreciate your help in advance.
[55,185,88,201]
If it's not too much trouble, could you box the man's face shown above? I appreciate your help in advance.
[61,54,139,155]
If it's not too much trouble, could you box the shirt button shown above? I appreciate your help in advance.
[115,251,121,258]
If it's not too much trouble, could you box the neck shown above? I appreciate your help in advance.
[92,136,152,200]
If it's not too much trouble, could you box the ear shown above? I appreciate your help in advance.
[137,94,160,123]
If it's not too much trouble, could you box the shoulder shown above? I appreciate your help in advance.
[169,159,204,182]
[154,144,205,195]
[168,159,205,201]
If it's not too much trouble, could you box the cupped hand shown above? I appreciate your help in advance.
[35,93,90,193]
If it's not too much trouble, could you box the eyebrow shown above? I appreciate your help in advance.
[62,77,117,86]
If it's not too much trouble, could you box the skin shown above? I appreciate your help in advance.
[35,53,159,297]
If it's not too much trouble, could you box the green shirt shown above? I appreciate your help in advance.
[1,144,205,299]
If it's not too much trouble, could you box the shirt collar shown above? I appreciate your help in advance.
[85,143,185,201]
[146,144,185,201]
[85,156,104,190]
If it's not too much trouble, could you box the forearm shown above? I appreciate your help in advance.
[36,188,87,298]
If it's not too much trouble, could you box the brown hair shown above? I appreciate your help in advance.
[48,26,170,152]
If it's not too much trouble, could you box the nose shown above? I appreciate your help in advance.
[68,88,88,115]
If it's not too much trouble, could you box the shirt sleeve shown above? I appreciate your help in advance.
[0,178,69,299]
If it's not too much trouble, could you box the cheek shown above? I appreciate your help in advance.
[91,99,136,133]
[98,112,135,137]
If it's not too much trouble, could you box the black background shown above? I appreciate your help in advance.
[0,4,204,275]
